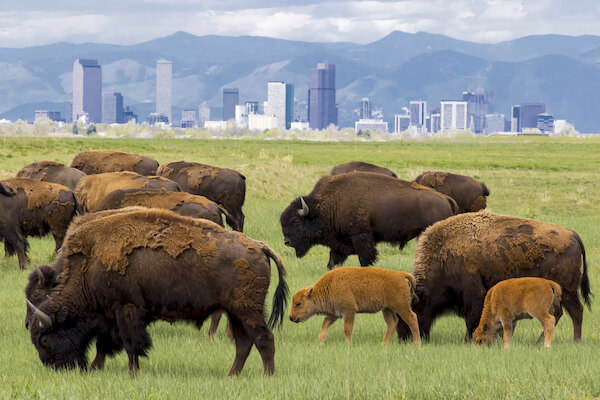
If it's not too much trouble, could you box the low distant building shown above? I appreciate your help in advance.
[355,119,388,134]
[537,113,554,133]
[290,121,310,130]
[394,114,410,134]
[147,113,169,125]
[248,114,277,131]
[102,92,125,123]
[204,120,229,130]
[430,113,441,133]
[235,105,248,127]
[123,106,137,123]
[180,109,196,128]
[34,110,62,122]
[484,113,505,135]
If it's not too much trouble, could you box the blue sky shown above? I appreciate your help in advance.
[1,0,599,47]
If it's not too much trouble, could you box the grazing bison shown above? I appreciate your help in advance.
[330,161,397,178]
[157,161,246,231]
[16,160,87,190]
[414,171,489,213]
[280,172,458,269]
[0,178,79,269]
[396,211,591,343]
[74,171,180,212]
[96,188,231,228]
[473,277,563,348]
[70,150,159,175]
[289,267,420,344]
[27,209,288,376]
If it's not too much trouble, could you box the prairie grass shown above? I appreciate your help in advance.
[0,136,599,399]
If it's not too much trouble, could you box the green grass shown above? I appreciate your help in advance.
[1,136,600,399]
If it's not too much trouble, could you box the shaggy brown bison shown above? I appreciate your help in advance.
[289,267,420,344]
[396,211,591,343]
[414,171,489,213]
[0,178,79,269]
[330,161,397,178]
[74,171,180,212]
[473,277,563,348]
[70,150,159,175]
[280,172,458,269]
[27,209,288,376]
[156,161,246,231]
[16,160,87,190]
[96,188,230,228]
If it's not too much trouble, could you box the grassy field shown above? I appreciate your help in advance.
[0,136,599,399]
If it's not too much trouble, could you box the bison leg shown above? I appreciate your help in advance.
[561,291,584,342]
[319,316,337,343]
[381,309,399,344]
[327,250,348,270]
[342,312,356,345]
[4,233,30,269]
[500,320,516,349]
[115,304,152,376]
[253,326,276,376]
[351,233,377,266]
[392,306,421,346]
[537,304,563,343]
[227,317,255,377]
[208,310,223,339]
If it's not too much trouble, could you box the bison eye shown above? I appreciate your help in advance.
[295,302,301,307]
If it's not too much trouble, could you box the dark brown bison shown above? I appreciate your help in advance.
[27,208,288,376]
[280,172,458,269]
[74,171,181,212]
[157,161,246,231]
[16,160,87,190]
[396,211,591,343]
[414,171,489,213]
[70,150,159,175]
[0,178,79,269]
[330,161,397,178]
[96,188,231,228]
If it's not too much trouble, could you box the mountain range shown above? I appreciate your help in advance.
[1,30,600,132]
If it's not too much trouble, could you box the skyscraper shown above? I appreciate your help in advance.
[520,102,546,129]
[265,81,295,130]
[156,59,172,124]
[410,100,427,132]
[72,59,102,123]
[308,63,337,130]
[223,88,239,121]
[462,89,492,134]
[360,98,371,120]
[440,101,468,131]
[102,92,124,123]
[511,105,521,132]
[198,102,210,128]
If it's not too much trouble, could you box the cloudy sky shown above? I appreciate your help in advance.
[1,0,599,48]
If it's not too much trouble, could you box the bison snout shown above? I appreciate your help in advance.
[284,238,291,247]
[289,316,299,323]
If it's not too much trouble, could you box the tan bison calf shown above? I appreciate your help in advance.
[289,267,420,344]
[473,277,563,348]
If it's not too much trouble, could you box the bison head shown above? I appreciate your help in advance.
[25,265,59,329]
[473,322,499,347]
[280,196,325,258]
[289,287,317,323]
[27,299,90,370]
[0,183,16,197]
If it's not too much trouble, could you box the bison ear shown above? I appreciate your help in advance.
[483,323,488,333]
[306,287,313,298]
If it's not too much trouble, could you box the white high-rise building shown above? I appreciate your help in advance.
[156,59,172,124]
[440,101,468,131]
[265,81,286,130]
[409,100,427,132]
[198,102,210,128]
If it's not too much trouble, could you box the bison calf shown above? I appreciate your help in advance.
[473,277,563,348]
[289,267,420,344]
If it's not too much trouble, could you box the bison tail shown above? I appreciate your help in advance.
[405,274,419,306]
[263,245,289,330]
[447,196,460,215]
[217,205,234,226]
[482,182,490,197]
[574,233,592,309]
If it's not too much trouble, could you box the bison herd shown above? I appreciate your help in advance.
[0,150,591,377]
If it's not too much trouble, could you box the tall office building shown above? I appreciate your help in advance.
[181,109,196,128]
[222,88,239,121]
[198,102,210,128]
[520,102,546,129]
[440,101,468,131]
[410,100,427,132]
[245,101,259,115]
[72,59,102,123]
[265,81,294,130]
[511,105,521,132]
[537,113,554,133]
[308,63,337,130]
[156,59,172,124]
[360,98,371,119]
[394,114,411,134]
[102,92,124,123]
[462,88,493,134]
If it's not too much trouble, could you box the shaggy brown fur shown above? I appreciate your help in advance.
[289,267,420,344]
[473,277,562,348]
[74,171,181,212]
[70,150,159,175]
[157,161,246,231]
[16,160,87,190]
[396,211,590,343]
[414,171,490,213]
[1,178,79,269]
[330,161,397,178]
[28,208,288,376]
[96,188,228,227]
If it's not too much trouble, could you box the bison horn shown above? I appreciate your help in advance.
[298,197,309,217]
[26,299,52,329]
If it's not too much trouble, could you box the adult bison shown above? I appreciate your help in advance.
[27,208,288,376]
[70,150,159,175]
[280,172,458,269]
[396,211,591,343]
[157,161,246,231]
[0,178,79,269]
[330,161,397,178]
[96,188,231,228]
[16,160,87,190]
[414,171,489,213]
[74,171,180,212]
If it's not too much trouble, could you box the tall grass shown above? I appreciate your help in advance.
[0,136,599,399]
